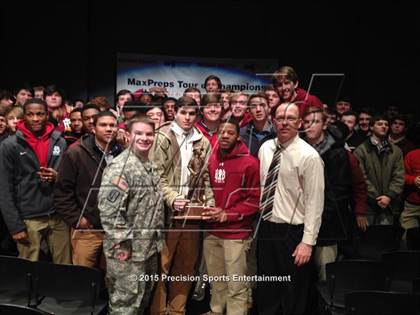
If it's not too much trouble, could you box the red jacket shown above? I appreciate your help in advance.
[17,120,55,167]
[195,119,219,148]
[404,149,420,205]
[208,141,260,239]
[288,88,324,117]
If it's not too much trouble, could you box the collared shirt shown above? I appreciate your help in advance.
[258,135,325,245]
[95,140,114,165]
[171,121,202,196]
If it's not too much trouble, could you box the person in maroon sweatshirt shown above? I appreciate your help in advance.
[400,149,420,249]
[272,65,323,117]
[203,119,260,315]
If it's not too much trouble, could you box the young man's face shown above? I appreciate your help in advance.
[163,101,176,121]
[146,107,165,128]
[391,119,406,136]
[24,103,48,133]
[7,115,19,132]
[205,79,219,93]
[273,103,301,143]
[82,108,99,133]
[249,97,269,123]
[218,123,239,151]
[371,120,389,139]
[139,94,152,104]
[0,98,13,108]
[34,90,44,99]
[46,92,63,109]
[221,93,230,111]
[264,90,280,108]
[15,89,32,106]
[0,116,7,134]
[326,113,337,126]
[341,114,357,133]
[175,106,197,131]
[202,102,222,123]
[117,93,132,108]
[358,113,372,132]
[185,92,201,106]
[275,77,297,101]
[303,111,326,143]
[130,122,155,156]
[335,101,351,115]
[70,111,83,133]
[231,95,248,120]
[93,116,117,145]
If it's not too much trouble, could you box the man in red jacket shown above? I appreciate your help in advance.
[400,149,420,249]
[272,65,323,117]
[204,119,260,315]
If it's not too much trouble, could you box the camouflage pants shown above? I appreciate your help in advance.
[106,253,158,315]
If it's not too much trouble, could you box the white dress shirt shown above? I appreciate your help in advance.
[258,135,325,245]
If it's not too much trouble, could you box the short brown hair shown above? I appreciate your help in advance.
[248,93,268,106]
[126,115,155,132]
[302,106,327,122]
[89,96,112,111]
[201,93,221,107]
[272,66,299,87]
[176,96,198,112]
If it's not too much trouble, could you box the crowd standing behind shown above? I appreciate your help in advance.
[0,67,419,315]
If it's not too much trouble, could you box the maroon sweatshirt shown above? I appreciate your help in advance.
[288,88,324,117]
[17,120,55,167]
[207,141,260,239]
[404,149,420,205]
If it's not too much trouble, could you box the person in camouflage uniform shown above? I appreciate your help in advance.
[99,115,164,315]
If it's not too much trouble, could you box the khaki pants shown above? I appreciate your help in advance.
[204,234,251,315]
[150,222,200,315]
[17,216,71,264]
[400,201,420,230]
[71,229,104,268]
[314,244,338,282]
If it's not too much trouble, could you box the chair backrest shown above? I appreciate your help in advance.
[32,261,101,306]
[345,291,420,315]
[326,260,390,304]
[0,255,33,304]
[356,225,397,260]
[0,303,46,315]
[382,250,420,281]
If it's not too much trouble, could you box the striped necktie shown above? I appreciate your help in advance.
[260,144,283,220]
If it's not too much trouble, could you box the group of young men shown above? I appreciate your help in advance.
[0,65,419,315]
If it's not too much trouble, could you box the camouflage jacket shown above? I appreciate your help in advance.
[98,149,164,262]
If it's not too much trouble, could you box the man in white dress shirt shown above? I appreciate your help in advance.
[257,102,324,315]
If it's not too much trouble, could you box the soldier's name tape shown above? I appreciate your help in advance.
[127,273,292,283]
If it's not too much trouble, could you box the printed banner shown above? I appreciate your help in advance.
[116,53,278,98]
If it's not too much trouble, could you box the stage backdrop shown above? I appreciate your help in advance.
[116,53,278,98]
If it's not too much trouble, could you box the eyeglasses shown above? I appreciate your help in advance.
[274,116,299,124]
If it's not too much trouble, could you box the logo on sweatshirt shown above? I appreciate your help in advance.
[214,168,226,184]
[53,146,61,156]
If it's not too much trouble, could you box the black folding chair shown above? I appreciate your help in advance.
[0,255,33,306]
[382,250,420,292]
[345,291,420,315]
[356,225,397,260]
[0,303,46,315]
[32,261,107,315]
[318,260,390,310]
